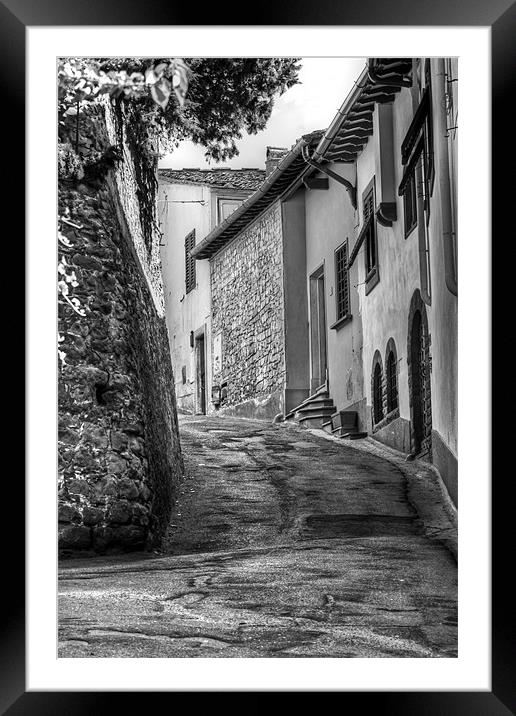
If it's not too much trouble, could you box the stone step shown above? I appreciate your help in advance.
[285,392,332,421]
[295,399,334,414]
[331,410,358,429]
[298,413,334,429]
[295,405,334,420]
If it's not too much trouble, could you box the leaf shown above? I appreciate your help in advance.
[150,77,172,110]
[171,60,188,107]
[153,62,167,78]
[145,69,157,85]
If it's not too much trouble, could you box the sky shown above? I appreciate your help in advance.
[158,57,366,171]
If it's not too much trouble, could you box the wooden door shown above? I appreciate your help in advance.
[309,267,328,393]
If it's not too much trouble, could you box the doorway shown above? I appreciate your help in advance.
[195,332,206,415]
[309,266,328,394]
[409,306,432,457]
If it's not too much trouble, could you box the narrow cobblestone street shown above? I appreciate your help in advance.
[59,415,457,658]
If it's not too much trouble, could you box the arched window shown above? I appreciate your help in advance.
[373,362,384,424]
[386,350,398,413]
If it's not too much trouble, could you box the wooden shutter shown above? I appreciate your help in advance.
[185,230,196,293]
[335,242,350,320]
[363,188,375,223]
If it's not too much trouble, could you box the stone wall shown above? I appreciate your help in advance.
[210,202,285,417]
[58,104,183,555]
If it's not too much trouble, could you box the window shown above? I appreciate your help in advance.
[373,362,384,424]
[386,351,398,412]
[399,61,434,219]
[217,198,242,224]
[403,168,418,237]
[335,241,350,321]
[423,59,435,203]
[363,186,379,292]
[185,229,196,294]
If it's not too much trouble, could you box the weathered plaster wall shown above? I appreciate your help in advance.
[210,202,286,417]
[355,68,457,504]
[58,105,183,555]
[424,58,458,502]
[304,163,365,423]
[281,190,310,413]
[158,182,213,414]
[356,91,422,447]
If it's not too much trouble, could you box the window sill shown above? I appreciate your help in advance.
[330,314,353,331]
[365,269,380,295]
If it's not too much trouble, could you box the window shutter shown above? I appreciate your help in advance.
[335,242,350,320]
[185,230,196,293]
[363,189,375,223]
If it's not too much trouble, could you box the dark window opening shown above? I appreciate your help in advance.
[423,59,435,202]
[386,351,398,412]
[181,365,187,385]
[403,169,418,237]
[335,241,350,321]
[185,229,196,294]
[373,363,384,424]
[363,188,378,280]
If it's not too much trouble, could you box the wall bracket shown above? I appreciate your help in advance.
[302,146,357,209]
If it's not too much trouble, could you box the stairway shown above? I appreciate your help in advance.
[322,410,367,440]
[285,389,335,429]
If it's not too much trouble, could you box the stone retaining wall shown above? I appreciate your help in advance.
[58,105,183,555]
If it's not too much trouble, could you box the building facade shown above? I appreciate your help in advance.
[185,57,458,505]
[351,58,458,503]
[157,168,264,415]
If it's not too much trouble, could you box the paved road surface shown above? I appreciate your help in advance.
[59,415,457,658]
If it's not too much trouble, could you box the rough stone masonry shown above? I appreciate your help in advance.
[210,201,286,419]
[58,103,183,555]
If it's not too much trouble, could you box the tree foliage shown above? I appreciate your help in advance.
[156,58,301,161]
[59,57,301,162]
[57,57,301,368]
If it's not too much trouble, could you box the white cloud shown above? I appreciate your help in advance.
[159,57,366,170]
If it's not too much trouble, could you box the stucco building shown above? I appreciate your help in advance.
[187,57,458,505]
[157,167,265,414]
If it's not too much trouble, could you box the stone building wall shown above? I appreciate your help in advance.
[210,202,285,418]
[58,104,183,555]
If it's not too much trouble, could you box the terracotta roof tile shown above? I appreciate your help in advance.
[158,167,266,191]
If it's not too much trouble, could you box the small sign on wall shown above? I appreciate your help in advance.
[213,333,222,375]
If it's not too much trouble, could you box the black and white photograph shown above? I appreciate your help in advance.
[56,55,459,659]
[13,7,510,706]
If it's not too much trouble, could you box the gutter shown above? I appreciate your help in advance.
[310,66,369,164]
[435,58,458,296]
[190,133,320,259]
[291,66,370,205]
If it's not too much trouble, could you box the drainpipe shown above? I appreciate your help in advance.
[435,59,458,296]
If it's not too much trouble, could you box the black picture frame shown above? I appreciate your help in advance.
[8,0,513,711]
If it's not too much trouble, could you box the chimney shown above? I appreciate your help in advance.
[265,146,289,177]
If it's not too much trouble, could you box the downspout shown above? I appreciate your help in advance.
[435,58,458,296]
[302,146,357,209]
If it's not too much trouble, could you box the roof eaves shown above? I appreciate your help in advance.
[190,131,323,260]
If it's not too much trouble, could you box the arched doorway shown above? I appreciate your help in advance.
[407,291,432,457]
